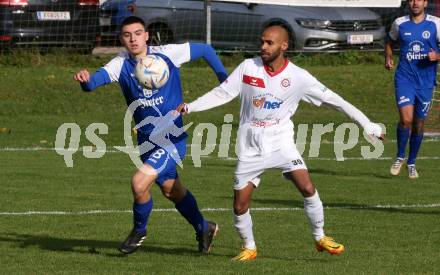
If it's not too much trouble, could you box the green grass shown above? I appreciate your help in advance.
[0,54,439,274]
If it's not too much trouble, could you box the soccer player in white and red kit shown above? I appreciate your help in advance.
[179,23,384,261]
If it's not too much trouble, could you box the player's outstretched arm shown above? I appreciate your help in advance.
[322,91,384,140]
[178,86,236,115]
[73,68,112,92]
[189,43,228,83]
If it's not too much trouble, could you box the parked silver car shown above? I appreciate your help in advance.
[102,0,385,52]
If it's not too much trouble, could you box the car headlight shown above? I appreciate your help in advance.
[296,19,331,29]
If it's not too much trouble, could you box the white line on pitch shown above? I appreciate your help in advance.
[1,203,439,216]
[1,137,440,152]
[200,156,440,161]
[1,147,439,161]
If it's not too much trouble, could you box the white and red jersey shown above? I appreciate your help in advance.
[220,57,333,159]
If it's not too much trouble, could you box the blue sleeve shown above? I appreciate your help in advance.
[80,68,112,92]
[189,43,228,83]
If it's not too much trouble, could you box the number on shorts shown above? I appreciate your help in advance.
[152,149,166,159]
[422,101,431,113]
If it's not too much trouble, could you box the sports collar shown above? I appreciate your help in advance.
[264,58,289,77]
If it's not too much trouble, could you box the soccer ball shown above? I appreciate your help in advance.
[135,54,170,90]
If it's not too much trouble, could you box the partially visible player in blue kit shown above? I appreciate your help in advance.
[73,16,227,254]
[385,0,440,179]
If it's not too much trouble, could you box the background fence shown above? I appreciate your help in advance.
[0,0,417,53]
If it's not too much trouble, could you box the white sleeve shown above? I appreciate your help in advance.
[149,43,190,68]
[322,91,370,128]
[186,60,245,113]
[323,91,383,137]
[388,20,399,41]
[219,61,246,98]
[103,52,127,82]
[301,72,333,106]
[187,86,236,113]
[435,17,440,42]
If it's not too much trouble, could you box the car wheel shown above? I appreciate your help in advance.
[148,24,174,45]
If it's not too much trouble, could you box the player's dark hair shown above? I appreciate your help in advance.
[263,21,292,41]
[120,16,146,32]
[262,21,293,51]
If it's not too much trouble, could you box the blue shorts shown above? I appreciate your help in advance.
[395,84,433,119]
[137,135,186,185]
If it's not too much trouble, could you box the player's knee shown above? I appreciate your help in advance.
[300,185,315,197]
[161,188,173,199]
[233,201,249,215]
[131,169,155,196]
[162,190,184,203]
[400,119,412,129]
[160,180,187,202]
[131,177,147,196]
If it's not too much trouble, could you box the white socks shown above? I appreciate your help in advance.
[233,209,256,250]
[233,190,324,247]
[304,189,325,241]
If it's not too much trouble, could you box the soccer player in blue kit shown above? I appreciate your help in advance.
[385,0,440,179]
[73,16,228,254]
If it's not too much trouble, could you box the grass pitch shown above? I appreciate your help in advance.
[0,54,439,274]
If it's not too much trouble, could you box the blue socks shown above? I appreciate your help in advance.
[132,192,207,235]
[133,199,153,234]
[396,124,410,159]
[408,133,424,165]
[175,191,208,235]
[396,123,424,165]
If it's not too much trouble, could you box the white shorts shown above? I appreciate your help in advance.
[233,146,307,190]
